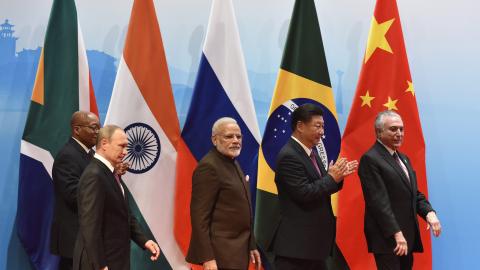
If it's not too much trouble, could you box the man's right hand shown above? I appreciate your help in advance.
[393,231,408,256]
[203,259,218,270]
[328,158,358,182]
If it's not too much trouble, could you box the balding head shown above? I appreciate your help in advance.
[96,125,122,149]
[71,111,100,148]
[96,125,128,166]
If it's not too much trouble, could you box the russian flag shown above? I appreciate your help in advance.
[181,0,261,210]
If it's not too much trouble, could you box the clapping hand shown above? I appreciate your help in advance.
[328,158,358,182]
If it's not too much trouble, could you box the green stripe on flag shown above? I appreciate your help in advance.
[254,189,279,250]
[125,188,172,269]
[281,0,331,87]
[22,0,79,156]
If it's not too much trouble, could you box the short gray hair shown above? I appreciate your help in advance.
[374,110,401,137]
[212,117,238,136]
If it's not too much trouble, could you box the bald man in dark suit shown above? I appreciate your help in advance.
[50,111,99,270]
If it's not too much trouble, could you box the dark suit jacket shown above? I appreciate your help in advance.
[358,141,434,254]
[51,138,92,258]
[186,148,256,269]
[73,158,148,270]
[271,138,343,260]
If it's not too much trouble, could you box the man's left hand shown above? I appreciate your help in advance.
[250,249,261,270]
[426,211,442,237]
[115,162,130,176]
[144,240,161,261]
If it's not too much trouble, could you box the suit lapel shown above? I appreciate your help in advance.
[375,142,412,191]
[116,177,129,208]
[289,139,322,179]
[398,152,417,191]
[233,160,253,221]
[233,161,248,197]
[313,149,328,176]
[70,138,90,162]
[93,159,128,210]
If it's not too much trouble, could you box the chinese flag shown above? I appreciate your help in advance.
[336,0,432,269]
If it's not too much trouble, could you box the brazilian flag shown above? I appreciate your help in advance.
[254,0,348,268]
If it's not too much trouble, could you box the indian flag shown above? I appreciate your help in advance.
[104,0,195,269]
[16,0,97,269]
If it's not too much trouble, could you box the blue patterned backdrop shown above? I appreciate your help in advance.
[1,0,478,269]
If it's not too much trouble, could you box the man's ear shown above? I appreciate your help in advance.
[99,138,108,150]
[296,121,304,133]
[211,135,217,146]
[73,126,80,136]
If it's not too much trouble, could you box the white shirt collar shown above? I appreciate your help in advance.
[377,139,396,155]
[94,153,115,173]
[72,137,90,153]
[291,136,312,156]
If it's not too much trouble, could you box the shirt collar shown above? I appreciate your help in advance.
[72,137,90,153]
[291,136,312,156]
[377,139,396,155]
[94,153,115,173]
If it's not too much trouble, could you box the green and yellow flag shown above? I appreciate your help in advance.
[254,0,347,268]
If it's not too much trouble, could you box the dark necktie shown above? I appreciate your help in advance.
[114,174,125,197]
[393,152,409,181]
[87,149,95,159]
[309,150,322,176]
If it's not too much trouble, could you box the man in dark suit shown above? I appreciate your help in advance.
[271,104,357,270]
[186,117,261,270]
[73,125,160,270]
[51,111,100,270]
[358,110,441,270]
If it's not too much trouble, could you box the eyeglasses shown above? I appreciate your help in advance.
[76,125,100,132]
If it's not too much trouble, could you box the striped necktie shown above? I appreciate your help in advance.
[309,150,322,176]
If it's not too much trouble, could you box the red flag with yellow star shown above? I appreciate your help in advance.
[336,0,432,269]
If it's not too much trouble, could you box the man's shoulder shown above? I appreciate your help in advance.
[277,139,301,159]
[83,159,107,175]
[79,159,111,185]
[55,139,83,159]
[197,150,217,166]
[53,140,85,169]
[363,145,377,156]
[360,143,391,166]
